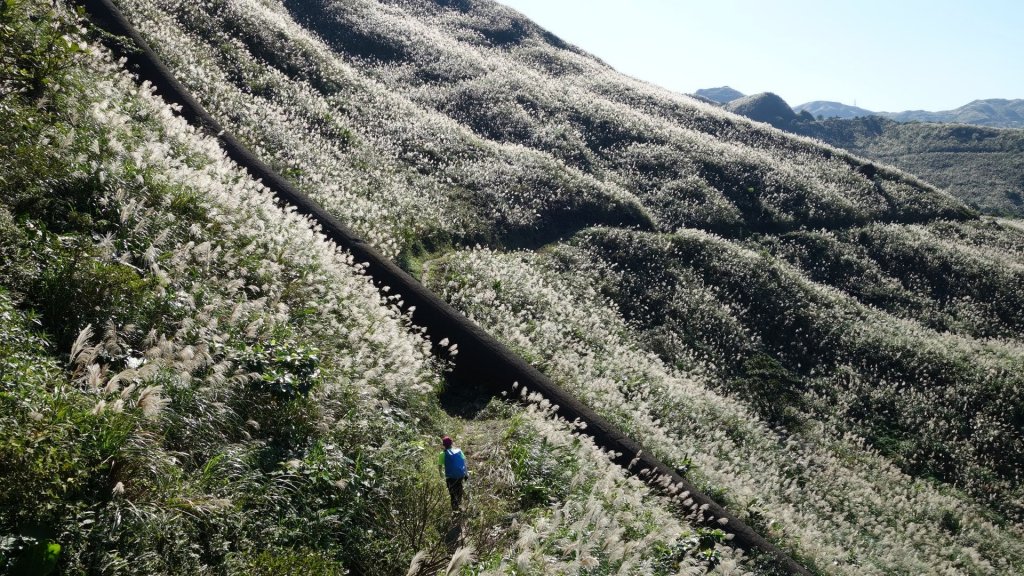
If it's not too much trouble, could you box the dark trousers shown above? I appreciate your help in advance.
[446,477,465,511]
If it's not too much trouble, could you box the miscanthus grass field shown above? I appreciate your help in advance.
[1,2,747,574]
[3,0,1024,574]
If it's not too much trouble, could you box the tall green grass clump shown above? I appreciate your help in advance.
[0,1,459,572]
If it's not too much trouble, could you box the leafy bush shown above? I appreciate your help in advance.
[236,336,321,398]
[652,527,728,573]
[227,548,347,576]
[728,353,804,427]
[504,413,573,508]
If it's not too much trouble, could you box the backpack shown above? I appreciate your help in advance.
[444,448,467,478]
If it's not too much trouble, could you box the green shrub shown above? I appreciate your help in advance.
[729,353,804,427]
[504,415,572,509]
[32,239,160,350]
[228,548,347,576]
[237,337,321,399]
[651,527,727,573]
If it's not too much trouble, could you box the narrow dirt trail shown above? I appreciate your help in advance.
[439,417,519,555]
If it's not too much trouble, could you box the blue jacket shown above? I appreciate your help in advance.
[439,448,467,478]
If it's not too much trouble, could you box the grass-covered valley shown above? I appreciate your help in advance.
[807,117,1024,219]
[2,0,1024,574]
[712,91,1024,219]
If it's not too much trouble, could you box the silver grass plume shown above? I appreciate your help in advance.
[444,546,474,576]
[404,551,427,576]
[138,385,169,418]
[84,364,104,391]
[102,320,123,356]
[69,324,96,368]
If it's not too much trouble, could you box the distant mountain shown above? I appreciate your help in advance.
[693,86,744,104]
[725,92,799,127]
[721,93,1024,217]
[703,86,1024,129]
[795,100,875,119]
[805,117,1024,216]
[883,99,1024,128]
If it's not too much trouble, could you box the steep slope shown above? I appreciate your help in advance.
[807,117,1024,217]
[0,1,747,574]
[726,94,1024,218]
[120,0,971,251]
[9,0,1024,573]
[424,237,1024,575]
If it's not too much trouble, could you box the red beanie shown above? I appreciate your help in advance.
[442,435,452,447]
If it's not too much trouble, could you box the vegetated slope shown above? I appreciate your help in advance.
[806,116,1024,217]
[726,93,801,128]
[726,94,1024,218]
[72,0,1024,573]
[694,86,745,104]
[0,2,748,574]
[423,237,1024,575]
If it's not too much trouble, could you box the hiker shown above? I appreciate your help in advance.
[438,435,468,511]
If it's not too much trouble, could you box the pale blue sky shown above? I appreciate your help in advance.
[497,0,1024,112]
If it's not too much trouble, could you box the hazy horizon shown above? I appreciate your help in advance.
[497,0,1024,113]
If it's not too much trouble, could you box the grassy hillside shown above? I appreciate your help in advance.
[725,96,1024,218]
[807,117,1024,217]
[4,0,1024,574]
[0,2,742,574]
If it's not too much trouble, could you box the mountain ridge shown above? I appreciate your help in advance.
[694,85,744,104]
[698,86,1024,129]
[793,100,875,119]
[716,90,1024,217]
